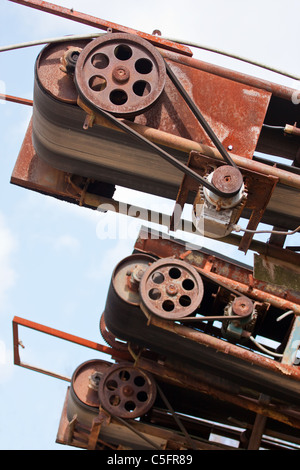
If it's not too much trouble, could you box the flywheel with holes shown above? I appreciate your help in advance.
[98,362,157,418]
[74,32,166,118]
[139,258,204,320]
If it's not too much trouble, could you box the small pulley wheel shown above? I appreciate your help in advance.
[98,362,157,418]
[74,32,166,118]
[139,258,204,319]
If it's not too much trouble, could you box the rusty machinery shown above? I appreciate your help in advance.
[6,0,300,452]
[27,29,300,251]
[102,240,300,404]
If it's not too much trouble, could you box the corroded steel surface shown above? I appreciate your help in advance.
[211,165,243,194]
[36,40,90,104]
[135,58,271,159]
[232,296,253,318]
[70,359,111,408]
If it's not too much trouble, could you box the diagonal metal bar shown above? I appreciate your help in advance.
[8,0,192,56]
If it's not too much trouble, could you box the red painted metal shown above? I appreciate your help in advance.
[8,0,192,56]
[12,316,132,380]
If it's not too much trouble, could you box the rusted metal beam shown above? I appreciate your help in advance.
[136,357,300,430]
[8,0,192,56]
[12,316,132,380]
[0,93,33,106]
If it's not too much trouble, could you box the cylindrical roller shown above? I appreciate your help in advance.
[203,165,245,209]
[98,362,157,418]
[75,32,166,117]
[232,296,254,319]
[67,359,112,426]
[139,258,204,319]
[109,253,156,306]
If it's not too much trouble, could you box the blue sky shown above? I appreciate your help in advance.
[0,0,299,450]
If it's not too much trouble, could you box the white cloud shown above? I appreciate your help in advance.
[85,237,134,283]
[53,234,80,253]
[0,212,18,308]
[0,343,14,384]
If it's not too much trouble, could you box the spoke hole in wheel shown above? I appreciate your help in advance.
[91,53,109,69]
[89,75,107,92]
[125,401,136,412]
[182,278,195,291]
[148,288,161,300]
[179,295,191,307]
[162,300,175,312]
[169,267,181,279]
[119,370,130,381]
[109,395,120,406]
[137,391,148,402]
[106,379,118,391]
[134,376,146,387]
[133,80,151,97]
[110,89,128,105]
[114,44,133,61]
[135,58,153,74]
[152,272,164,284]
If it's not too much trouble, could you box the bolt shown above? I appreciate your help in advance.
[122,385,134,397]
[112,65,130,83]
[166,284,178,296]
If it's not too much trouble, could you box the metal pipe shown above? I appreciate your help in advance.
[0,93,33,106]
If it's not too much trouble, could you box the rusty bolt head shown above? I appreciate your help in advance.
[122,385,134,397]
[166,284,178,296]
[212,165,243,194]
[112,65,130,83]
[232,296,253,318]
